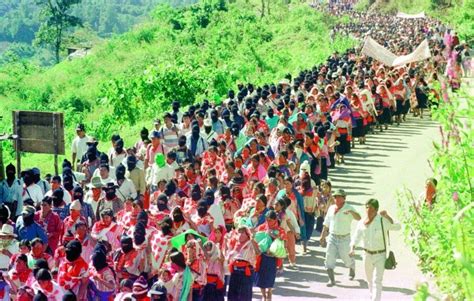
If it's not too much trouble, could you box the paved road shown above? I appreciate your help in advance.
[254,116,440,300]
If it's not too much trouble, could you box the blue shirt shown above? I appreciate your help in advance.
[212,119,226,135]
[15,220,48,245]
[53,206,69,221]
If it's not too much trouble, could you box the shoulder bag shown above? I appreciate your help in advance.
[381,216,397,270]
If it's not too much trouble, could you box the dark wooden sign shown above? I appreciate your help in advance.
[12,111,65,175]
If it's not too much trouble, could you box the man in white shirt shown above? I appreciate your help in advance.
[71,124,90,171]
[21,169,44,208]
[350,199,401,301]
[202,119,218,143]
[45,176,71,205]
[115,164,137,202]
[320,189,361,286]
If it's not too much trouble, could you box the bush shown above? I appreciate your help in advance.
[398,81,474,300]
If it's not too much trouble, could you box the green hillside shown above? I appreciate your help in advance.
[0,0,198,65]
[0,1,355,174]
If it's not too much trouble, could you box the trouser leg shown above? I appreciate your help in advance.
[364,253,375,298]
[286,232,296,264]
[372,253,386,301]
[338,237,355,269]
[324,235,338,270]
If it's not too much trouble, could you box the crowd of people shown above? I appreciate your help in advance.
[0,2,469,301]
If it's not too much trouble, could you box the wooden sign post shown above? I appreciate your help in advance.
[13,111,65,176]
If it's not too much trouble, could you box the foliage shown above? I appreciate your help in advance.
[34,0,83,63]
[0,0,198,65]
[354,0,371,12]
[442,0,474,43]
[398,80,474,300]
[0,0,355,173]
[0,0,196,44]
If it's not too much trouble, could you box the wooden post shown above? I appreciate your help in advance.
[53,113,59,176]
[13,111,21,177]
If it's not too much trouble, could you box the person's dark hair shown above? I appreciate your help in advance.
[31,237,44,247]
[41,196,53,206]
[19,239,31,249]
[74,221,87,230]
[427,177,438,187]
[365,198,379,211]
[17,254,28,263]
[23,198,34,207]
[62,290,77,301]
[280,195,292,208]
[33,291,48,301]
[275,197,288,210]
[170,251,186,269]
[265,209,278,220]
[256,194,268,206]
[283,175,293,184]
[35,268,52,281]
[52,175,61,183]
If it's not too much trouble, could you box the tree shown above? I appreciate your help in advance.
[34,0,82,63]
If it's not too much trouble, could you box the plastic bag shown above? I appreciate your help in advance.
[269,238,287,258]
[254,232,272,253]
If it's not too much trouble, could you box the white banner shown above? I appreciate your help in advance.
[396,12,426,19]
[361,37,431,67]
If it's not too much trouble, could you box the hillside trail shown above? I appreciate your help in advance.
[255,113,440,301]
[251,75,473,300]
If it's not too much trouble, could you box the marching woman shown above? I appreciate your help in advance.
[255,210,287,301]
[296,165,317,254]
[390,78,406,125]
[88,247,116,301]
[350,93,367,145]
[226,226,260,301]
[376,83,393,130]
[332,104,352,164]
[359,89,377,135]
[202,241,225,301]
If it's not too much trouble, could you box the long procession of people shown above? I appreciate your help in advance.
[0,2,469,301]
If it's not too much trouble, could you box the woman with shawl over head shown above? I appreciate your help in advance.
[297,167,318,254]
[168,250,194,301]
[350,93,367,145]
[183,233,207,301]
[359,89,377,135]
[202,241,225,301]
[226,226,260,301]
[414,75,430,118]
[255,210,287,301]
[375,83,393,130]
[331,104,352,164]
[273,196,299,264]
[390,78,406,125]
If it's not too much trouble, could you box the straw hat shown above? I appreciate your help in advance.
[0,224,16,238]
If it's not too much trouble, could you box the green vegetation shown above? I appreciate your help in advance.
[398,83,474,300]
[0,0,197,65]
[0,0,355,174]
[34,0,83,64]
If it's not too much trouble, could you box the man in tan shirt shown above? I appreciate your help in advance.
[125,156,146,197]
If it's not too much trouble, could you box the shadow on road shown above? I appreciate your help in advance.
[268,116,433,299]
